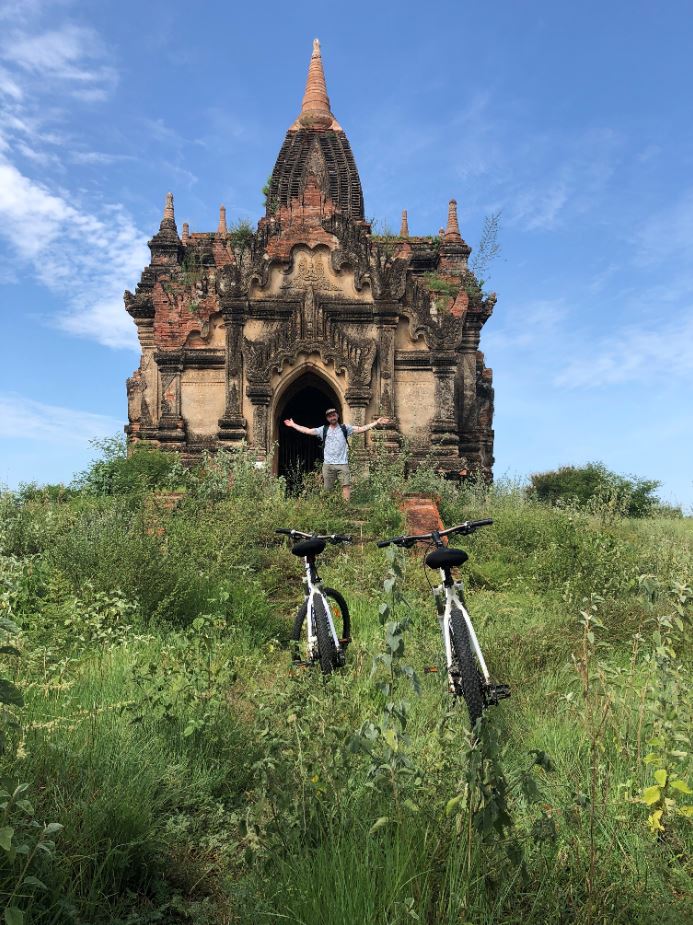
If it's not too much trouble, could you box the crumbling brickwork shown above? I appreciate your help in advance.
[125,38,495,479]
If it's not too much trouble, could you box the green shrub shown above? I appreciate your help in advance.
[528,461,661,518]
[73,435,184,496]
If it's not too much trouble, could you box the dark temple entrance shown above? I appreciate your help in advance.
[276,374,341,492]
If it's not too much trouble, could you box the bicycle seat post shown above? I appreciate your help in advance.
[304,552,320,588]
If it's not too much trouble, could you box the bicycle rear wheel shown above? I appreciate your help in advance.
[291,588,350,660]
[312,594,339,675]
[449,606,485,727]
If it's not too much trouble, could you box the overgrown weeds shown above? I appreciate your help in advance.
[0,450,690,922]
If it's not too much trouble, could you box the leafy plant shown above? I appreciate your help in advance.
[469,211,501,289]
[637,581,692,837]
[353,545,421,823]
[73,435,185,496]
[229,218,255,265]
[0,783,63,925]
[529,461,662,518]
[0,615,23,758]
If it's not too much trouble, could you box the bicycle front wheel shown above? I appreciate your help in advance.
[291,587,350,660]
[449,606,485,727]
[312,594,338,675]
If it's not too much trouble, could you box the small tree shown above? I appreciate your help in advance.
[528,462,661,518]
[73,435,184,496]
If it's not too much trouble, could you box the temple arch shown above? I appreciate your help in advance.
[272,368,343,489]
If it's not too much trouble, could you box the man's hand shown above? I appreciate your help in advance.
[374,417,390,426]
[284,418,295,428]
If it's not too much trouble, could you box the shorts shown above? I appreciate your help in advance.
[322,463,351,490]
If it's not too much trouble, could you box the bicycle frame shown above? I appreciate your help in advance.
[433,571,491,692]
[377,519,508,714]
[301,554,341,661]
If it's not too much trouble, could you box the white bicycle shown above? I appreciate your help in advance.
[276,528,352,675]
[377,519,509,725]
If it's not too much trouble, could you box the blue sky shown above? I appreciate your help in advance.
[0,0,691,508]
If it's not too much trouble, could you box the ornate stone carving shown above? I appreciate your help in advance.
[124,40,496,478]
[282,251,339,292]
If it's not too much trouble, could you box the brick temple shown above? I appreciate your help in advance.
[125,39,495,479]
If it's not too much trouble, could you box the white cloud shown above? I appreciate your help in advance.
[0,64,23,100]
[555,310,693,388]
[484,298,569,352]
[0,393,121,443]
[2,24,117,92]
[69,150,134,166]
[0,10,146,351]
[503,129,621,232]
[0,157,147,348]
[633,190,693,267]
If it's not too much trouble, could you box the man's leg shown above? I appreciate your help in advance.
[323,464,337,492]
[338,465,351,501]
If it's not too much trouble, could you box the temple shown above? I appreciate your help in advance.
[124,39,495,480]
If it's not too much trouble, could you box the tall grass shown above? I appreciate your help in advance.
[0,459,690,923]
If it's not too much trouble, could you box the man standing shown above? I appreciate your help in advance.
[284,408,389,500]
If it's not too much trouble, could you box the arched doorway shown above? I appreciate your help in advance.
[276,372,341,492]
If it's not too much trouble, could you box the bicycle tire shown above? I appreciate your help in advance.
[312,594,338,675]
[291,588,351,658]
[449,606,485,727]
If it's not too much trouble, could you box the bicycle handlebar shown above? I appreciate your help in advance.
[275,528,352,544]
[377,518,493,548]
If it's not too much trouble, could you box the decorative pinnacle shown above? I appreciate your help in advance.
[444,199,463,244]
[181,222,190,243]
[400,209,409,238]
[218,205,227,234]
[291,38,341,130]
[163,192,175,222]
[154,190,179,242]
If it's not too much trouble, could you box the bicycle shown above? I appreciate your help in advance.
[276,528,352,675]
[377,519,510,726]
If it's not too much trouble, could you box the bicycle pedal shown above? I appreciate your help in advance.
[423,666,439,674]
[485,683,511,704]
[339,637,351,646]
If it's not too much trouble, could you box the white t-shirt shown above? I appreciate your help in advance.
[312,424,355,465]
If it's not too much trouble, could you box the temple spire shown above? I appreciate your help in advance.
[181,222,190,243]
[163,192,175,223]
[291,38,341,130]
[400,209,409,238]
[149,190,180,259]
[218,204,227,234]
[444,199,462,244]
[157,191,178,237]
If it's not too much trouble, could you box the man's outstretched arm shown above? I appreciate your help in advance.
[284,417,318,436]
[351,416,390,435]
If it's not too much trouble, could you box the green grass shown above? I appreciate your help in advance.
[0,467,691,923]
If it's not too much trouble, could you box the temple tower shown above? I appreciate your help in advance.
[125,39,495,479]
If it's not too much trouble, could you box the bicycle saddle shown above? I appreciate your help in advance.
[291,537,326,557]
[425,548,468,569]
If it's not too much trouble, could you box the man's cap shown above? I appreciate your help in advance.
[325,408,338,416]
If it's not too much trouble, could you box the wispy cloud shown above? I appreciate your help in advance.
[69,150,135,166]
[0,393,121,443]
[484,298,569,352]
[633,189,693,267]
[0,157,147,348]
[502,128,622,232]
[555,309,693,388]
[0,6,147,350]
[2,24,117,94]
